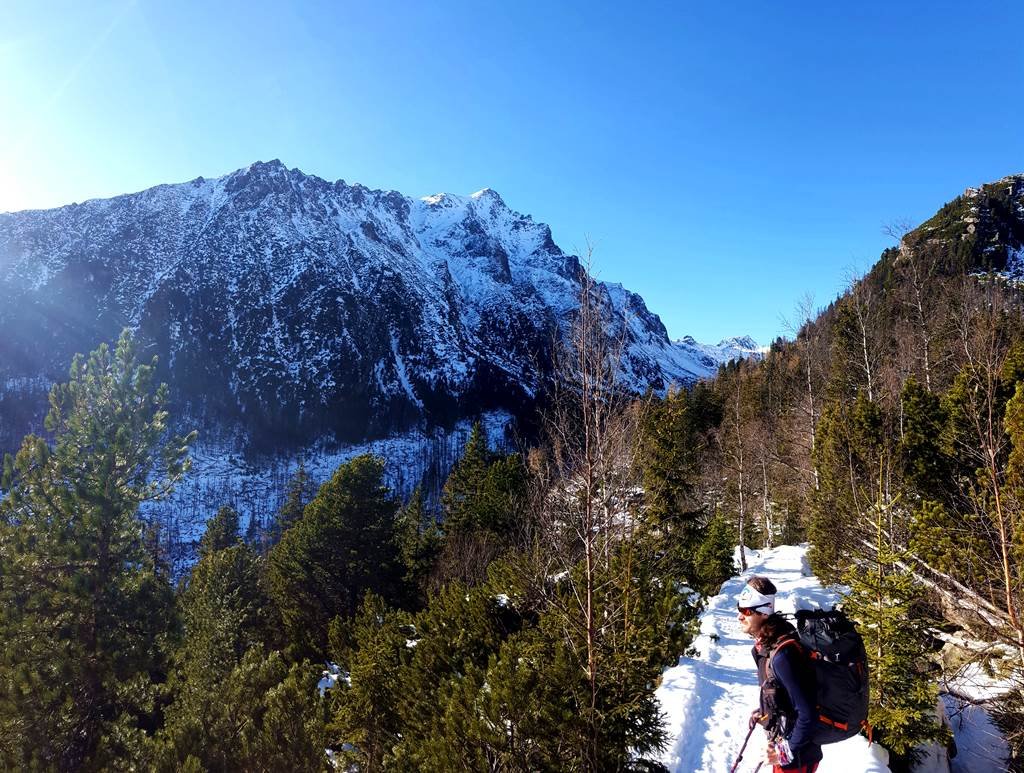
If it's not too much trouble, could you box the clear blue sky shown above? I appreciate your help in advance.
[3,2,1023,345]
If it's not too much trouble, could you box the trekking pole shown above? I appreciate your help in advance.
[729,722,758,773]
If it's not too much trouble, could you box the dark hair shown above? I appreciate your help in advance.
[748,576,777,596]
[758,613,795,647]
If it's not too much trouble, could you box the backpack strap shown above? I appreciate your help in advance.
[762,636,803,739]
[765,636,803,684]
[769,637,802,666]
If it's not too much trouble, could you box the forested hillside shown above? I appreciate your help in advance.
[679,175,1024,767]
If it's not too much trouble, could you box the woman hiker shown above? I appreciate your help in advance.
[737,576,823,773]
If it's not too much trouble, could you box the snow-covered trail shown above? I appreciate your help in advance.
[656,544,892,773]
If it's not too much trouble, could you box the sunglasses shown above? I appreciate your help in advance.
[737,604,770,616]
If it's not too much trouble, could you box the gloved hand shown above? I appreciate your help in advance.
[748,708,765,729]
[766,739,793,766]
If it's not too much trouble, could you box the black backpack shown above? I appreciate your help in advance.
[768,609,870,745]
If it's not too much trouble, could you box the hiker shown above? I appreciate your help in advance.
[737,576,823,773]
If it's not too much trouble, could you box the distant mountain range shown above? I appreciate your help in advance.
[0,160,757,455]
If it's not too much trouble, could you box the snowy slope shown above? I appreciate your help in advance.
[655,544,991,773]
[0,160,755,453]
[154,409,515,549]
[657,334,765,384]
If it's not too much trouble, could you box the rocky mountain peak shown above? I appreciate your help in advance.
[0,161,754,453]
[901,173,1024,276]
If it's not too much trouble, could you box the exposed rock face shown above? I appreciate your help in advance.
[902,174,1024,277]
[0,161,753,451]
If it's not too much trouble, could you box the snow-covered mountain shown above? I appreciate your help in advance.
[0,160,755,451]
[669,334,764,376]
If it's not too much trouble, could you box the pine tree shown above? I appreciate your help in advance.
[586,539,696,767]
[639,387,692,528]
[199,505,241,558]
[395,487,441,607]
[692,511,735,595]
[267,455,403,656]
[840,426,947,758]
[391,579,524,768]
[809,395,893,581]
[989,380,1024,764]
[244,511,266,549]
[0,330,194,769]
[638,383,721,575]
[843,549,947,756]
[244,655,328,771]
[441,423,528,539]
[442,422,491,535]
[898,377,950,502]
[415,542,695,771]
[435,425,528,588]
[269,461,316,545]
[521,267,699,769]
[479,453,529,536]
[155,649,328,772]
[412,629,572,771]
[940,352,1024,666]
[328,593,409,771]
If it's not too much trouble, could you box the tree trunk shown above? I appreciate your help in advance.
[761,456,773,549]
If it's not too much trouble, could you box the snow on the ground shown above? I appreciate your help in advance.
[656,544,889,773]
[914,662,1011,773]
[942,660,1012,772]
[942,692,1009,773]
[318,662,348,695]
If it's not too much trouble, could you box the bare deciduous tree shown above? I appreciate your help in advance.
[947,279,1024,669]
[529,259,649,769]
[843,268,881,403]
[716,365,756,569]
